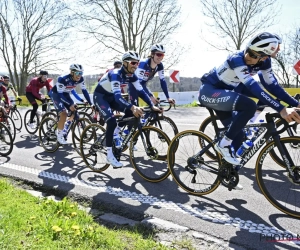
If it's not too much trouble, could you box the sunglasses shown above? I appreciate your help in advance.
[74,71,83,76]
[248,50,264,59]
[124,60,139,66]
[155,53,164,58]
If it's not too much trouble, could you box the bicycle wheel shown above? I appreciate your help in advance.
[199,116,225,160]
[256,137,300,218]
[148,115,178,141]
[42,111,57,121]
[71,117,91,155]
[3,116,16,142]
[168,130,221,195]
[10,109,22,131]
[130,126,171,182]
[24,109,39,134]
[0,123,13,156]
[80,123,109,172]
[38,117,59,153]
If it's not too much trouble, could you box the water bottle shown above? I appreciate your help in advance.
[63,120,72,134]
[236,140,253,157]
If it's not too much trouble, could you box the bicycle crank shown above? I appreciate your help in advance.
[146,147,158,159]
[219,164,239,191]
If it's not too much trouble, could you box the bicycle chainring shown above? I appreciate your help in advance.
[219,163,239,190]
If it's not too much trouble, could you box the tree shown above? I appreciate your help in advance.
[77,0,182,69]
[198,0,280,51]
[0,0,74,94]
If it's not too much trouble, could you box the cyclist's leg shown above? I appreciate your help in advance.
[125,86,139,132]
[26,92,38,125]
[199,83,256,165]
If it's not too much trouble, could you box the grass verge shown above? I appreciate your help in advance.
[0,178,168,250]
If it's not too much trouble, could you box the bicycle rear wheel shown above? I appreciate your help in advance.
[80,123,109,172]
[256,137,300,218]
[148,115,178,141]
[71,117,91,155]
[10,109,22,131]
[130,126,170,182]
[3,116,16,142]
[0,123,13,156]
[38,117,59,153]
[168,130,221,195]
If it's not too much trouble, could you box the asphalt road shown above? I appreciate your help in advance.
[1,107,300,250]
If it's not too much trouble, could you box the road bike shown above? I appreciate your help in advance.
[167,111,300,218]
[0,122,13,156]
[80,109,171,182]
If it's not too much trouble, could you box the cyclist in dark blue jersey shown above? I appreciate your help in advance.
[51,64,92,144]
[93,51,161,168]
[132,44,175,107]
[199,32,300,170]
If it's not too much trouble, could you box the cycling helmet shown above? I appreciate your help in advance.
[151,44,165,53]
[122,51,140,61]
[69,64,84,72]
[273,33,282,44]
[2,75,9,80]
[113,61,122,66]
[39,70,48,75]
[246,32,278,56]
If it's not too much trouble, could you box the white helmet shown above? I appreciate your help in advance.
[122,51,140,61]
[246,32,278,56]
[151,44,165,53]
[273,33,282,44]
[70,64,84,72]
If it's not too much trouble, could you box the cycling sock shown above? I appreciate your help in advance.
[219,136,232,148]
[107,147,113,158]
[113,126,122,135]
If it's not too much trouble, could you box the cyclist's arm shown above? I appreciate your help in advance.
[30,79,43,99]
[258,71,299,107]
[71,89,85,103]
[158,70,170,99]
[131,79,154,107]
[79,81,92,105]
[56,80,73,106]
[234,67,284,112]
[111,80,133,110]
[1,87,10,105]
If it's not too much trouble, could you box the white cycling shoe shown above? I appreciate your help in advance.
[107,156,123,169]
[215,143,241,165]
[56,131,68,145]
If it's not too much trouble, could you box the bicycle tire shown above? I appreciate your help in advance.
[71,117,91,156]
[80,123,109,172]
[148,115,178,140]
[168,130,221,195]
[38,117,59,153]
[10,109,22,131]
[0,123,13,156]
[256,137,300,218]
[24,109,39,134]
[130,126,171,182]
[3,116,16,142]
[42,111,58,121]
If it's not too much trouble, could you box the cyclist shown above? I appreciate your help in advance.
[0,76,10,111]
[198,32,300,169]
[133,44,175,107]
[51,64,92,145]
[25,70,52,129]
[2,75,21,102]
[93,51,161,168]
[249,33,300,123]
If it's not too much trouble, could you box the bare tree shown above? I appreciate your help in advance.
[0,0,74,94]
[77,0,182,70]
[199,0,280,51]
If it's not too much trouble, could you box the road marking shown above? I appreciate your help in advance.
[1,162,299,245]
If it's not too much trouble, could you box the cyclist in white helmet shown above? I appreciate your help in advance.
[198,32,300,189]
[51,64,92,145]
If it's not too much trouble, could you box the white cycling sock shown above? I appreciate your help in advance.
[113,126,122,135]
[107,147,114,158]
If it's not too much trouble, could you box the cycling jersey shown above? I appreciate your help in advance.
[95,67,153,109]
[135,58,169,98]
[0,85,9,104]
[26,77,52,99]
[52,74,91,106]
[200,50,284,113]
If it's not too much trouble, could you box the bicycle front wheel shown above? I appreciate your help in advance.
[10,109,22,131]
[24,109,39,134]
[0,123,13,156]
[38,117,59,153]
[256,137,300,218]
[71,117,91,155]
[168,130,221,195]
[148,115,178,141]
[130,126,170,182]
[80,123,109,172]
[3,116,16,142]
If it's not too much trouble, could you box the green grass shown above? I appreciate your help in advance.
[0,178,169,250]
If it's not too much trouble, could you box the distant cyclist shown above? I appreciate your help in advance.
[25,70,53,129]
[2,75,21,102]
[0,76,10,110]
[51,64,92,145]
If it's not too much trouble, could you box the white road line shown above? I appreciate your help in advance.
[1,162,299,246]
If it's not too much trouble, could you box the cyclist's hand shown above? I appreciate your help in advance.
[131,105,143,118]
[70,104,76,112]
[150,96,159,105]
[151,105,163,113]
[280,107,300,123]
[167,98,175,104]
